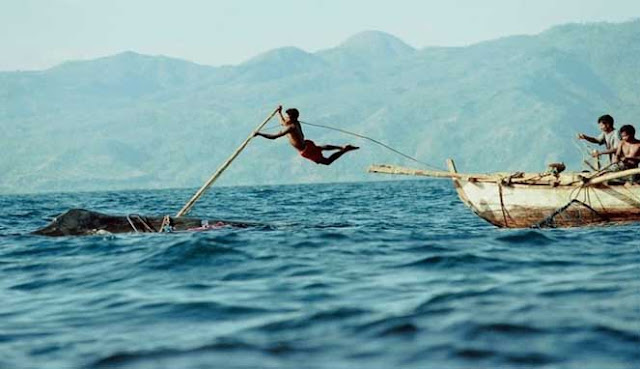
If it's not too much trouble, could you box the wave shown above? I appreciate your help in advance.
[495,230,555,244]
[137,300,272,320]
[137,235,250,269]
[397,253,506,269]
[257,307,370,333]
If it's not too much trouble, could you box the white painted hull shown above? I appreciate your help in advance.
[368,163,640,228]
[454,179,640,228]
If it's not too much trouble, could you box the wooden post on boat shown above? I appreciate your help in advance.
[445,159,460,188]
[446,159,458,175]
[446,159,464,196]
[445,159,478,213]
[175,108,280,217]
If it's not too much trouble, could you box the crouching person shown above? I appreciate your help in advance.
[614,125,640,170]
[609,125,640,184]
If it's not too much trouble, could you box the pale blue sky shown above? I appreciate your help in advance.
[1,0,639,71]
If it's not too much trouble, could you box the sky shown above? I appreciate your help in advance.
[1,0,639,71]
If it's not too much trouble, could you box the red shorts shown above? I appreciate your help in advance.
[299,140,324,163]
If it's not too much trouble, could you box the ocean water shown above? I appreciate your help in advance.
[1,180,638,369]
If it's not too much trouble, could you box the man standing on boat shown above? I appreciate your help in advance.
[254,105,359,165]
[578,114,619,163]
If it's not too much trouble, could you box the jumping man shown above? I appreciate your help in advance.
[254,106,359,165]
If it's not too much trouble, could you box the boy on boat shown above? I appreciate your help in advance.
[613,124,640,170]
[577,114,619,163]
[254,105,359,165]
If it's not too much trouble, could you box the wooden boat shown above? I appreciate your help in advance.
[369,160,640,228]
[33,209,256,236]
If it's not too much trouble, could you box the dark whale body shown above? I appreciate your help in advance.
[33,209,254,236]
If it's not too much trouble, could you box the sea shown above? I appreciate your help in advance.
[1,180,638,369]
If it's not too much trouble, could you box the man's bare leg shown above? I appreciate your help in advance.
[318,145,359,165]
[319,145,343,151]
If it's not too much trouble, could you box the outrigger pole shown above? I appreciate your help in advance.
[175,108,280,217]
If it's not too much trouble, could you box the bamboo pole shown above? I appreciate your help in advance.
[585,168,640,186]
[368,164,575,185]
[369,163,640,187]
[368,164,493,181]
[175,108,280,217]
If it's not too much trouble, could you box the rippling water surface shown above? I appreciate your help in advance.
[1,180,639,368]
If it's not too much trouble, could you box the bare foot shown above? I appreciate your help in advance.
[344,145,359,151]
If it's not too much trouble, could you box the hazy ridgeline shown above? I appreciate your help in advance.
[1,20,639,194]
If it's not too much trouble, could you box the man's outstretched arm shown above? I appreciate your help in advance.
[255,126,292,140]
[578,133,602,145]
[592,147,617,158]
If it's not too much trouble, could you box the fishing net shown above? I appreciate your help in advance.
[533,199,608,228]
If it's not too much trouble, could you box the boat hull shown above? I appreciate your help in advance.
[367,162,640,228]
[454,180,640,228]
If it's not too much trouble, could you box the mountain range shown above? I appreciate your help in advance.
[1,20,639,194]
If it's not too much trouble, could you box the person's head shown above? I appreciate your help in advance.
[597,114,614,133]
[619,124,636,142]
[286,108,299,121]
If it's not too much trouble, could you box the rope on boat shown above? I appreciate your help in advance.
[491,168,608,228]
[585,162,616,180]
[529,176,621,228]
[533,198,608,228]
[497,182,510,227]
[496,172,526,227]
[572,138,601,171]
